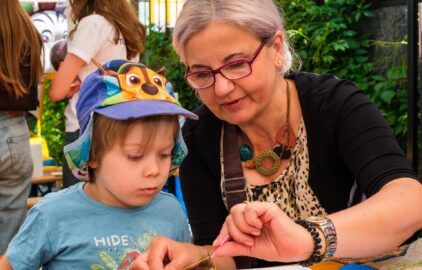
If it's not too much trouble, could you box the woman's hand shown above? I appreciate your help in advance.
[213,201,315,263]
[129,236,208,270]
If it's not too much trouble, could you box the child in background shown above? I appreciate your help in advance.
[0,59,198,270]
[49,0,146,188]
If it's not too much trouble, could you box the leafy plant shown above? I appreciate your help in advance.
[281,0,374,88]
[141,27,200,111]
[41,78,66,165]
[279,0,409,147]
[369,65,408,147]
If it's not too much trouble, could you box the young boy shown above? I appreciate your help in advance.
[0,59,198,270]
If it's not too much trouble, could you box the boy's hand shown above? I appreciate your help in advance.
[0,255,14,270]
[129,236,207,270]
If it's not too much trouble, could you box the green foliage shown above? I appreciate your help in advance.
[141,28,200,111]
[369,65,408,147]
[41,79,66,165]
[279,0,408,146]
[281,0,374,87]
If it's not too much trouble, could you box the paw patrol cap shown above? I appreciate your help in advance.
[64,59,198,181]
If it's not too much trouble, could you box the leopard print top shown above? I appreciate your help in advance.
[220,120,327,219]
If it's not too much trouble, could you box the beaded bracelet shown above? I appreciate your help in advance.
[295,219,323,267]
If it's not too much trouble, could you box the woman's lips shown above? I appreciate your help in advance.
[222,97,244,110]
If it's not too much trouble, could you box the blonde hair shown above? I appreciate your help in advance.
[0,0,43,99]
[173,0,294,75]
[69,0,146,59]
[89,114,179,181]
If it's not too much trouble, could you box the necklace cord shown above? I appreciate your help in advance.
[286,79,291,144]
[239,79,294,176]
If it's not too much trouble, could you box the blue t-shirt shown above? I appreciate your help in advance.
[6,183,191,270]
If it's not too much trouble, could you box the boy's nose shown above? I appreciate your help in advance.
[143,159,160,177]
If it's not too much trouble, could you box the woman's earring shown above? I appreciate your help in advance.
[277,59,282,65]
[194,90,202,101]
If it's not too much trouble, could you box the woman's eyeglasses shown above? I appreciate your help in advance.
[185,40,267,90]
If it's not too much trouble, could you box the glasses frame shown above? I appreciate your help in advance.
[185,39,267,90]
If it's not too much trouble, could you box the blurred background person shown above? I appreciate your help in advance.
[0,0,43,254]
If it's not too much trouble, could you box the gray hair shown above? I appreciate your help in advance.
[172,0,294,75]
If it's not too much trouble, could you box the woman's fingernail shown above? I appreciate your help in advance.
[251,230,261,236]
[245,241,254,246]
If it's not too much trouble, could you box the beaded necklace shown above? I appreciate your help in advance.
[239,80,296,176]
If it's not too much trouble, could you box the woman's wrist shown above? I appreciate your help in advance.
[295,219,324,266]
[306,216,337,261]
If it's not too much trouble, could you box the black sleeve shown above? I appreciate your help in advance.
[334,83,419,196]
[296,73,419,212]
[179,106,228,245]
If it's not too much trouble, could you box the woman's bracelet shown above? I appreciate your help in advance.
[306,216,337,261]
[295,219,323,266]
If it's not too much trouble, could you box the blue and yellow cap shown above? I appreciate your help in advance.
[64,59,198,181]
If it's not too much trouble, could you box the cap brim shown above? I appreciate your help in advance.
[94,100,198,120]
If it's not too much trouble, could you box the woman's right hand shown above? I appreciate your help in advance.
[213,201,315,263]
[129,236,209,270]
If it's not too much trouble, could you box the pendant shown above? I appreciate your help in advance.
[280,147,291,159]
[276,124,296,147]
[273,145,291,160]
[244,159,255,169]
[254,150,280,176]
[240,144,253,161]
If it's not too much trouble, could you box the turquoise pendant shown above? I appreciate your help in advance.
[240,144,253,161]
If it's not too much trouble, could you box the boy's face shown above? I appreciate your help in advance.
[85,122,174,208]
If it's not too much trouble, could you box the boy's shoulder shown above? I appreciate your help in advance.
[152,191,180,204]
[32,183,84,213]
[147,192,185,212]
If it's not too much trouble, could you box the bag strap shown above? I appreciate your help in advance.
[222,121,256,269]
[222,121,247,209]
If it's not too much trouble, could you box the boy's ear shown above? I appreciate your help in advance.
[88,160,98,169]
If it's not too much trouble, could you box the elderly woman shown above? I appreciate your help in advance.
[131,0,422,269]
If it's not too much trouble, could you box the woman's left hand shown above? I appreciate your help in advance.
[213,201,314,263]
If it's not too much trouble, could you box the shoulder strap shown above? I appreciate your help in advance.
[222,121,247,209]
[222,121,256,269]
